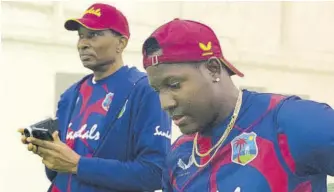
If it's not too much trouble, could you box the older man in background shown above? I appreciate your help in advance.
[20,3,172,192]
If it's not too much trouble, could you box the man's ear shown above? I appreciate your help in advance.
[117,37,128,53]
[205,57,223,79]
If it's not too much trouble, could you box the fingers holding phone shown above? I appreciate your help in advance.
[18,118,59,156]
[27,142,39,154]
[18,128,39,154]
[18,128,28,144]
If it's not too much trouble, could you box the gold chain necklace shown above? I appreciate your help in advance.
[191,91,243,168]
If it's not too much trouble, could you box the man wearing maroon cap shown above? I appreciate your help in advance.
[142,19,334,191]
[20,3,172,192]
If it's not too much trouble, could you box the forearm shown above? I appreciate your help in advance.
[76,157,163,191]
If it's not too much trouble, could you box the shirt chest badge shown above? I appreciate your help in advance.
[231,132,258,165]
[102,92,114,112]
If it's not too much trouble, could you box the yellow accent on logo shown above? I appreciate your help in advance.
[84,7,101,17]
[199,42,214,56]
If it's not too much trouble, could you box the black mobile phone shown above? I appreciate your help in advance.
[23,118,58,141]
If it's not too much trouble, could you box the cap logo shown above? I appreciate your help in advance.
[84,7,101,17]
[199,42,213,56]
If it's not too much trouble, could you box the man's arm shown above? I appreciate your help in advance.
[44,91,67,182]
[277,97,334,176]
[76,90,172,191]
[162,165,173,192]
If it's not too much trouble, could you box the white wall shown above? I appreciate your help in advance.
[1,1,334,191]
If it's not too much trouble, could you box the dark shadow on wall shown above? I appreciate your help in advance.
[54,73,87,112]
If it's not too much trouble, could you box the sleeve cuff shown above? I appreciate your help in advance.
[76,157,92,180]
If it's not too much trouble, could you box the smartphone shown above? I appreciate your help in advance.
[23,118,58,141]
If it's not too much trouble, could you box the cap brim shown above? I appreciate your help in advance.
[219,58,244,77]
[64,18,108,31]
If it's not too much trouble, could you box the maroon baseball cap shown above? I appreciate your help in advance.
[142,19,243,77]
[64,3,130,38]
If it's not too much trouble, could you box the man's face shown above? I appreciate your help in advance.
[77,26,122,71]
[147,63,217,135]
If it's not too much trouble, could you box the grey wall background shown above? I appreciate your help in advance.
[55,72,86,110]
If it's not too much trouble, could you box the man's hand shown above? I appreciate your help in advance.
[27,131,81,174]
[18,128,38,153]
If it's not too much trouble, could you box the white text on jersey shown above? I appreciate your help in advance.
[66,123,100,141]
[153,125,171,139]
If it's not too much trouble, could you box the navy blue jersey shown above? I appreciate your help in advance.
[163,90,334,192]
[48,66,172,192]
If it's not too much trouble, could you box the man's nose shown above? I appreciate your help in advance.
[159,92,177,112]
[78,39,90,51]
